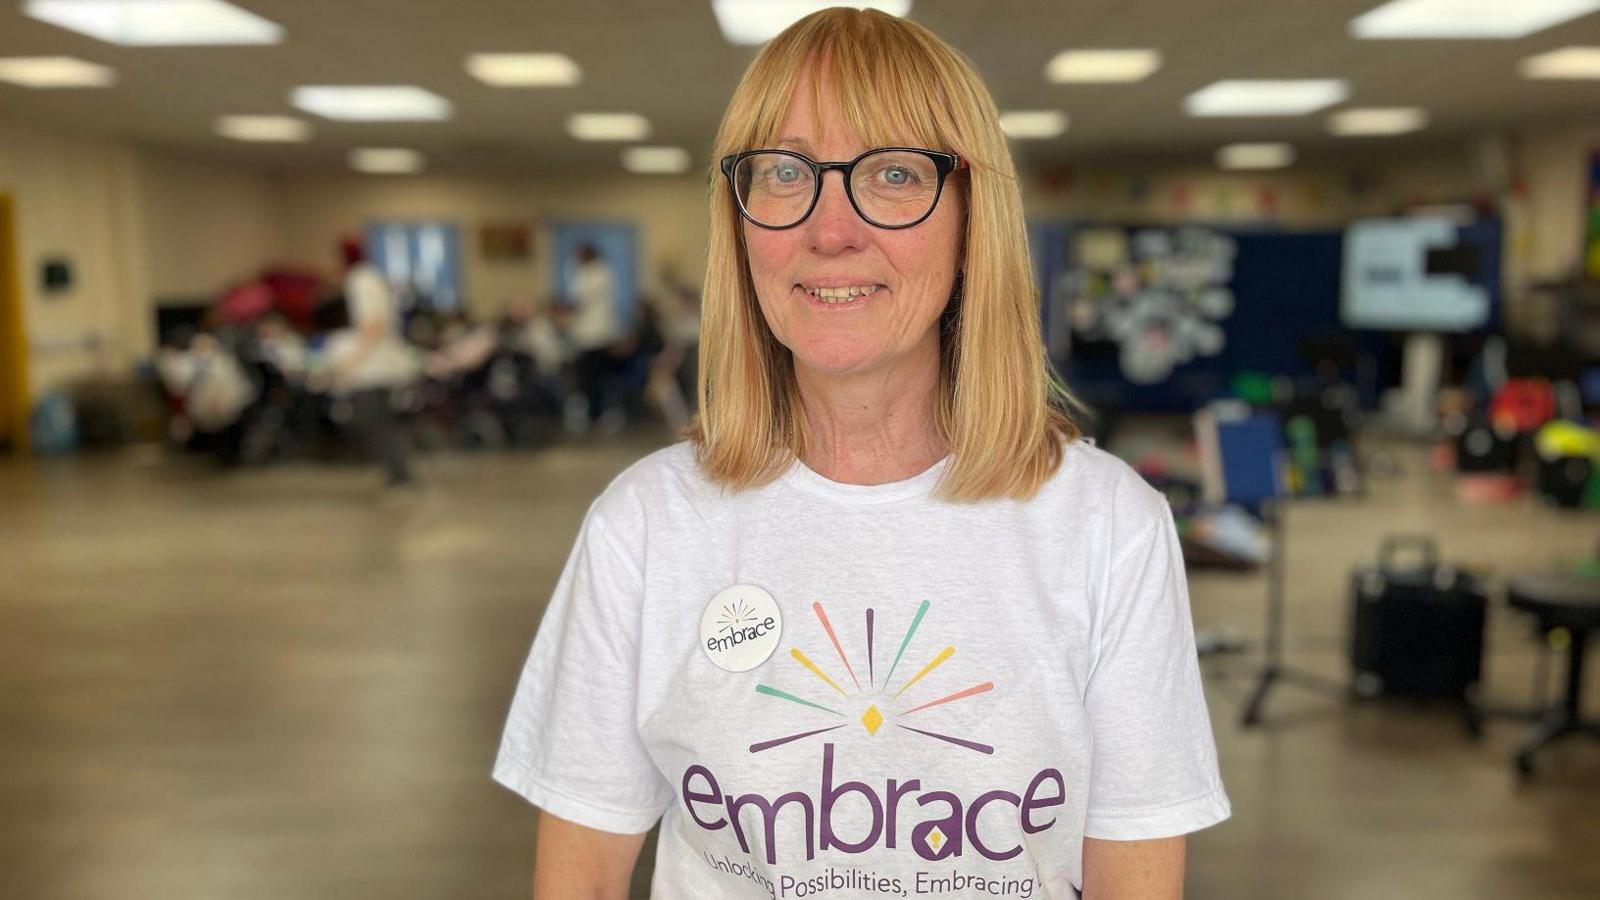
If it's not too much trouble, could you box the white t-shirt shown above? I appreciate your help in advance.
[494,438,1230,899]
[338,263,417,390]
[567,258,621,351]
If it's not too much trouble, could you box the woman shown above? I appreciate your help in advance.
[495,9,1228,898]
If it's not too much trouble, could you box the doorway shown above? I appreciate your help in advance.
[0,192,26,454]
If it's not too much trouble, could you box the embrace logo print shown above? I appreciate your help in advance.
[750,600,996,755]
[684,601,1064,864]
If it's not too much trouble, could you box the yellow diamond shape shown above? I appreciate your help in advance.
[860,704,884,735]
[927,826,946,851]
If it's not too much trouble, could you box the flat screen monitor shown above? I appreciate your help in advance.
[1341,217,1498,332]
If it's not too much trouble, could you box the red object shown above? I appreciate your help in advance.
[260,268,324,330]
[1257,185,1278,216]
[217,281,273,323]
[1488,379,1556,433]
[339,235,364,267]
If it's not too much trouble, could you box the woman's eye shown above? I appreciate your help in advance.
[883,166,910,185]
[774,165,801,183]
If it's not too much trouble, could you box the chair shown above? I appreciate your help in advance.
[1504,571,1600,776]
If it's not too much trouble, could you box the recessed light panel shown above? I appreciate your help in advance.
[0,56,115,88]
[711,0,911,45]
[292,86,452,122]
[998,110,1069,139]
[1186,80,1349,117]
[25,0,283,46]
[1045,49,1162,83]
[1350,0,1600,39]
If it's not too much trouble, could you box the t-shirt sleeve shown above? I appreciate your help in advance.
[492,507,672,833]
[1082,482,1231,841]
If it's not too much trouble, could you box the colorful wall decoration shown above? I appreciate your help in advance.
[1050,225,1237,384]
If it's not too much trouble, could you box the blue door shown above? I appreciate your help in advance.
[366,221,462,313]
[552,222,639,330]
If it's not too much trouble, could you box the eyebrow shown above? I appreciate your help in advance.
[774,136,813,153]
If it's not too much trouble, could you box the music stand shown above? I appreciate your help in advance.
[1194,403,1349,727]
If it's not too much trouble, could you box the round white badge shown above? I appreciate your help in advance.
[700,584,783,672]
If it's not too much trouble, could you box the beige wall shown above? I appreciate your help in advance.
[0,118,151,401]
[137,154,288,301]
[276,171,710,320]
[0,122,291,402]
[1515,123,1600,283]
[1021,143,1492,228]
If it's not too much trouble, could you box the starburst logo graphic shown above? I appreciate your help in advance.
[717,598,758,634]
[750,600,995,755]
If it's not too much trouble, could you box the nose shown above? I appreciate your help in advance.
[805,169,865,255]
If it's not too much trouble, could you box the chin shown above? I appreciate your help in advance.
[789,334,888,376]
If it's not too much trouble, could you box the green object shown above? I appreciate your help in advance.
[1584,465,1600,509]
[1567,557,1600,577]
[1286,415,1321,497]
[1230,371,1273,406]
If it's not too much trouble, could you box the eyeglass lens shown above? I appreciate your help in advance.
[733,150,942,228]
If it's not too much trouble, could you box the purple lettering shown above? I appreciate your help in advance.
[820,742,884,853]
[680,747,1065,864]
[965,790,1023,861]
[884,778,921,849]
[726,790,815,865]
[681,765,727,830]
[1021,769,1065,834]
[911,791,963,862]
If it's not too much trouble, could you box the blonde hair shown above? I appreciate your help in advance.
[688,7,1080,501]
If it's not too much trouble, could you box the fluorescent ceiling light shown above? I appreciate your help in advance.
[1329,106,1429,136]
[1521,46,1600,78]
[1185,80,1349,116]
[465,53,581,87]
[623,146,691,174]
[216,115,310,142]
[1217,143,1295,170]
[292,86,452,121]
[1350,0,1600,39]
[349,148,424,175]
[24,0,283,46]
[711,0,912,45]
[1045,49,1162,83]
[0,56,115,88]
[567,112,650,141]
[998,110,1069,140]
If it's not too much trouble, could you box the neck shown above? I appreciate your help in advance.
[794,337,946,486]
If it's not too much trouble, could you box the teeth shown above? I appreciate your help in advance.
[806,285,880,302]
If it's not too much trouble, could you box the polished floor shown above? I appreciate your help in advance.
[2,429,1598,899]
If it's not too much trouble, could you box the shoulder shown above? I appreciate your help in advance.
[585,441,715,537]
[1032,437,1172,550]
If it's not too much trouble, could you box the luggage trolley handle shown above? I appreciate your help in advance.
[1378,534,1439,575]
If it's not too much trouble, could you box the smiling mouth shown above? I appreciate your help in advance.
[802,284,883,304]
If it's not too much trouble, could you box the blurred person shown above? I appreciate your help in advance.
[566,243,629,433]
[494,9,1228,899]
[645,264,703,430]
[327,236,418,487]
[255,311,308,384]
[506,299,573,381]
[154,331,258,464]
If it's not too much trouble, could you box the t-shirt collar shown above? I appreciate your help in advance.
[781,453,952,504]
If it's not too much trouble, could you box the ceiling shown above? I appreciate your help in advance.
[2,0,1599,176]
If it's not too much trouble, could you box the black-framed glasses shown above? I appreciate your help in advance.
[720,147,962,230]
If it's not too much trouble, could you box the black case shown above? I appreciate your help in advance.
[1536,453,1591,508]
[1349,536,1487,700]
